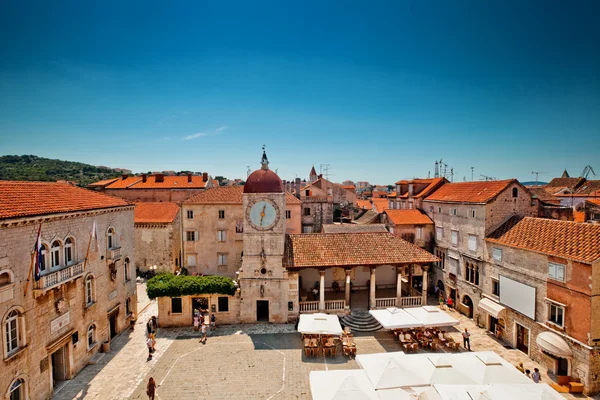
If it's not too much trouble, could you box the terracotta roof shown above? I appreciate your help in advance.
[0,181,131,220]
[356,199,372,210]
[527,187,561,205]
[322,224,388,234]
[212,179,220,187]
[184,186,300,205]
[284,232,438,268]
[244,168,283,193]
[372,191,389,198]
[587,198,600,207]
[487,216,600,264]
[425,180,515,203]
[128,175,208,189]
[341,185,356,190]
[87,177,119,188]
[372,198,389,213]
[384,209,433,225]
[414,178,447,199]
[104,176,142,189]
[545,177,585,192]
[354,209,379,224]
[134,202,180,224]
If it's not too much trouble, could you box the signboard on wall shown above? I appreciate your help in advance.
[499,275,536,319]
[51,311,70,334]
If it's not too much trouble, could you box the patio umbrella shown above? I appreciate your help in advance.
[358,354,429,390]
[310,370,379,400]
[404,306,459,328]
[298,313,343,335]
[452,352,532,385]
[369,308,423,330]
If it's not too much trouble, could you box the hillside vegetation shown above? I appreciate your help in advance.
[0,155,122,186]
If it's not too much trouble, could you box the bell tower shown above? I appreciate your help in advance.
[239,148,289,323]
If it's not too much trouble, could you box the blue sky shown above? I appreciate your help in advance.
[1,1,599,184]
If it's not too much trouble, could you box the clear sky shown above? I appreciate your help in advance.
[1,0,599,184]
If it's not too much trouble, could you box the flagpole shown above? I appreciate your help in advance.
[83,230,94,271]
[24,222,42,296]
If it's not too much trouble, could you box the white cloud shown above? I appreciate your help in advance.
[183,125,227,140]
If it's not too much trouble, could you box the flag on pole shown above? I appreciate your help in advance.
[33,223,42,281]
[91,221,99,252]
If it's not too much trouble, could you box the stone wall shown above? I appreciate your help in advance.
[104,188,204,202]
[0,207,137,400]
[157,294,241,327]
[134,211,181,273]
[484,181,537,234]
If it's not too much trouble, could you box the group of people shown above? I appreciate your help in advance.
[145,316,158,361]
[516,362,542,383]
[439,294,454,310]
[193,309,216,344]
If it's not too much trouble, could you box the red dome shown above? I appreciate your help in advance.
[244,169,284,193]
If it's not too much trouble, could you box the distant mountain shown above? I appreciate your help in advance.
[521,181,548,186]
[0,155,122,186]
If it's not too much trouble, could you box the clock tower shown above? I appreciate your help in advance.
[239,148,289,323]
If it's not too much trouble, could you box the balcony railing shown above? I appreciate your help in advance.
[399,296,422,307]
[375,297,397,309]
[106,247,122,262]
[325,300,345,311]
[34,262,85,291]
[299,301,320,313]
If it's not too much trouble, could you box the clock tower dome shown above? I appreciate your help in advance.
[239,148,290,323]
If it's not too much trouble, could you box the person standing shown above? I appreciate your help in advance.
[439,295,445,310]
[525,369,531,379]
[447,297,453,309]
[146,337,154,361]
[462,328,471,351]
[200,323,207,343]
[516,362,525,373]
[146,377,157,400]
[532,368,541,383]
[210,313,216,329]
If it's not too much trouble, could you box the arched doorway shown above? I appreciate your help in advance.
[462,295,473,318]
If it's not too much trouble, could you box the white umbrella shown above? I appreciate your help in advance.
[452,352,532,385]
[404,306,459,328]
[377,387,442,400]
[369,308,423,330]
[298,313,343,335]
[477,383,565,400]
[310,370,379,400]
[357,353,429,390]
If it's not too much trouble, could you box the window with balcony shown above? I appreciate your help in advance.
[218,230,227,242]
[548,262,565,282]
[107,228,116,249]
[451,230,458,246]
[85,275,95,306]
[51,240,61,268]
[547,302,564,327]
[39,244,48,273]
[87,324,96,349]
[64,237,74,266]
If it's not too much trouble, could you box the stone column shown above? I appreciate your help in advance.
[396,266,403,308]
[319,270,326,311]
[345,269,352,308]
[421,265,429,306]
[369,267,376,309]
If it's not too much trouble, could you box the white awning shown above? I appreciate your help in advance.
[298,313,343,336]
[536,331,573,358]
[478,298,505,319]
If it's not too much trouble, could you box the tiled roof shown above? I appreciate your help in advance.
[103,176,142,189]
[587,198,600,207]
[545,177,585,192]
[425,180,515,204]
[486,216,600,264]
[384,209,433,225]
[356,200,372,210]
[341,185,356,190]
[128,175,209,189]
[573,180,600,195]
[354,209,379,225]
[414,178,447,199]
[372,191,389,198]
[87,177,119,188]
[212,180,220,187]
[134,202,180,224]
[372,198,389,213]
[322,224,388,233]
[284,232,438,268]
[527,187,561,205]
[0,181,131,220]
[184,185,301,205]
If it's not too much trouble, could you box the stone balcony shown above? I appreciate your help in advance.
[34,261,85,293]
[106,247,122,263]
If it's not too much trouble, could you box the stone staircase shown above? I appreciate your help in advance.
[341,309,382,332]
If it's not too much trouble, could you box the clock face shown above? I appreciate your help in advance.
[248,199,279,230]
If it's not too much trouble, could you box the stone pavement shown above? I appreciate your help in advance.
[54,300,599,399]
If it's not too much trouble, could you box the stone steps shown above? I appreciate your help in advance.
[341,310,382,332]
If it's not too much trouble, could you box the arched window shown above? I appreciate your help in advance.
[465,262,471,282]
[85,275,95,306]
[475,266,480,285]
[9,378,24,400]
[512,187,518,198]
[40,244,48,273]
[51,240,62,268]
[124,258,130,282]
[87,324,96,349]
[64,237,74,266]
[107,228,115,249]
[3,308,26,357]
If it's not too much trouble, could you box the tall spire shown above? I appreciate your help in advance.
[261,145,269,170]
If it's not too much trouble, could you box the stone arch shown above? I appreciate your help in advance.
[0,269,15,286]
[462,295,474,318]
[5,373,29,400]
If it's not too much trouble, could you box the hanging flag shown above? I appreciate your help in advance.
[33,223,42,281]
[91,221,99,252]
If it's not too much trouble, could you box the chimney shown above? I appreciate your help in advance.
[295,178,301,200]
[187,173,193,183]
[408,183,414,196]
[155,173,164,183]
[318,174,323,179]
[202,172,208,182]
[142,174,147,183]
[122,174,128,180]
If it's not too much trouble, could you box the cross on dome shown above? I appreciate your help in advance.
[261,145,269,170]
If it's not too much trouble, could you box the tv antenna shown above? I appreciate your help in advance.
[471,167,474,181]
[480,174,495,181]
[246,166,251,178]
[531,171,547,186]
[320,164,332,180]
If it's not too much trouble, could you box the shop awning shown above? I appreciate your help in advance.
[477,298,505,319]
[536,331,573,358]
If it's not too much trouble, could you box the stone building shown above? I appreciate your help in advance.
[421,180,537,318]
[382,209,434,249]
[181,185,301,278]
[133,202,182,273]
[585,199,600,222]
[0,181,137,400]
[483,217,600,395]
[389,177,447,210]
[88,172,213,202]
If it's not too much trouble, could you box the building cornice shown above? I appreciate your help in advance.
[0,206,135,228]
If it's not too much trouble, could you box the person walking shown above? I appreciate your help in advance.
[532,368,541,383]
[146,377,157,400]
[439,295,445,310]
[447,297,453,310]
[200,322,207,343]
[146,336,154,361]
[462,328,471,351]
[210,313,216,329]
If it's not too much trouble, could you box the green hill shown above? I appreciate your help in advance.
[0,155,122,186]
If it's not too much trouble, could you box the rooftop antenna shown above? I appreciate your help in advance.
[450,168,454,183]
[531,171,547,186]
[434,161,439,178]
[320,164,332,180]
[480,174,494,181]
[246,166,251,178]
[471,167,474,181]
